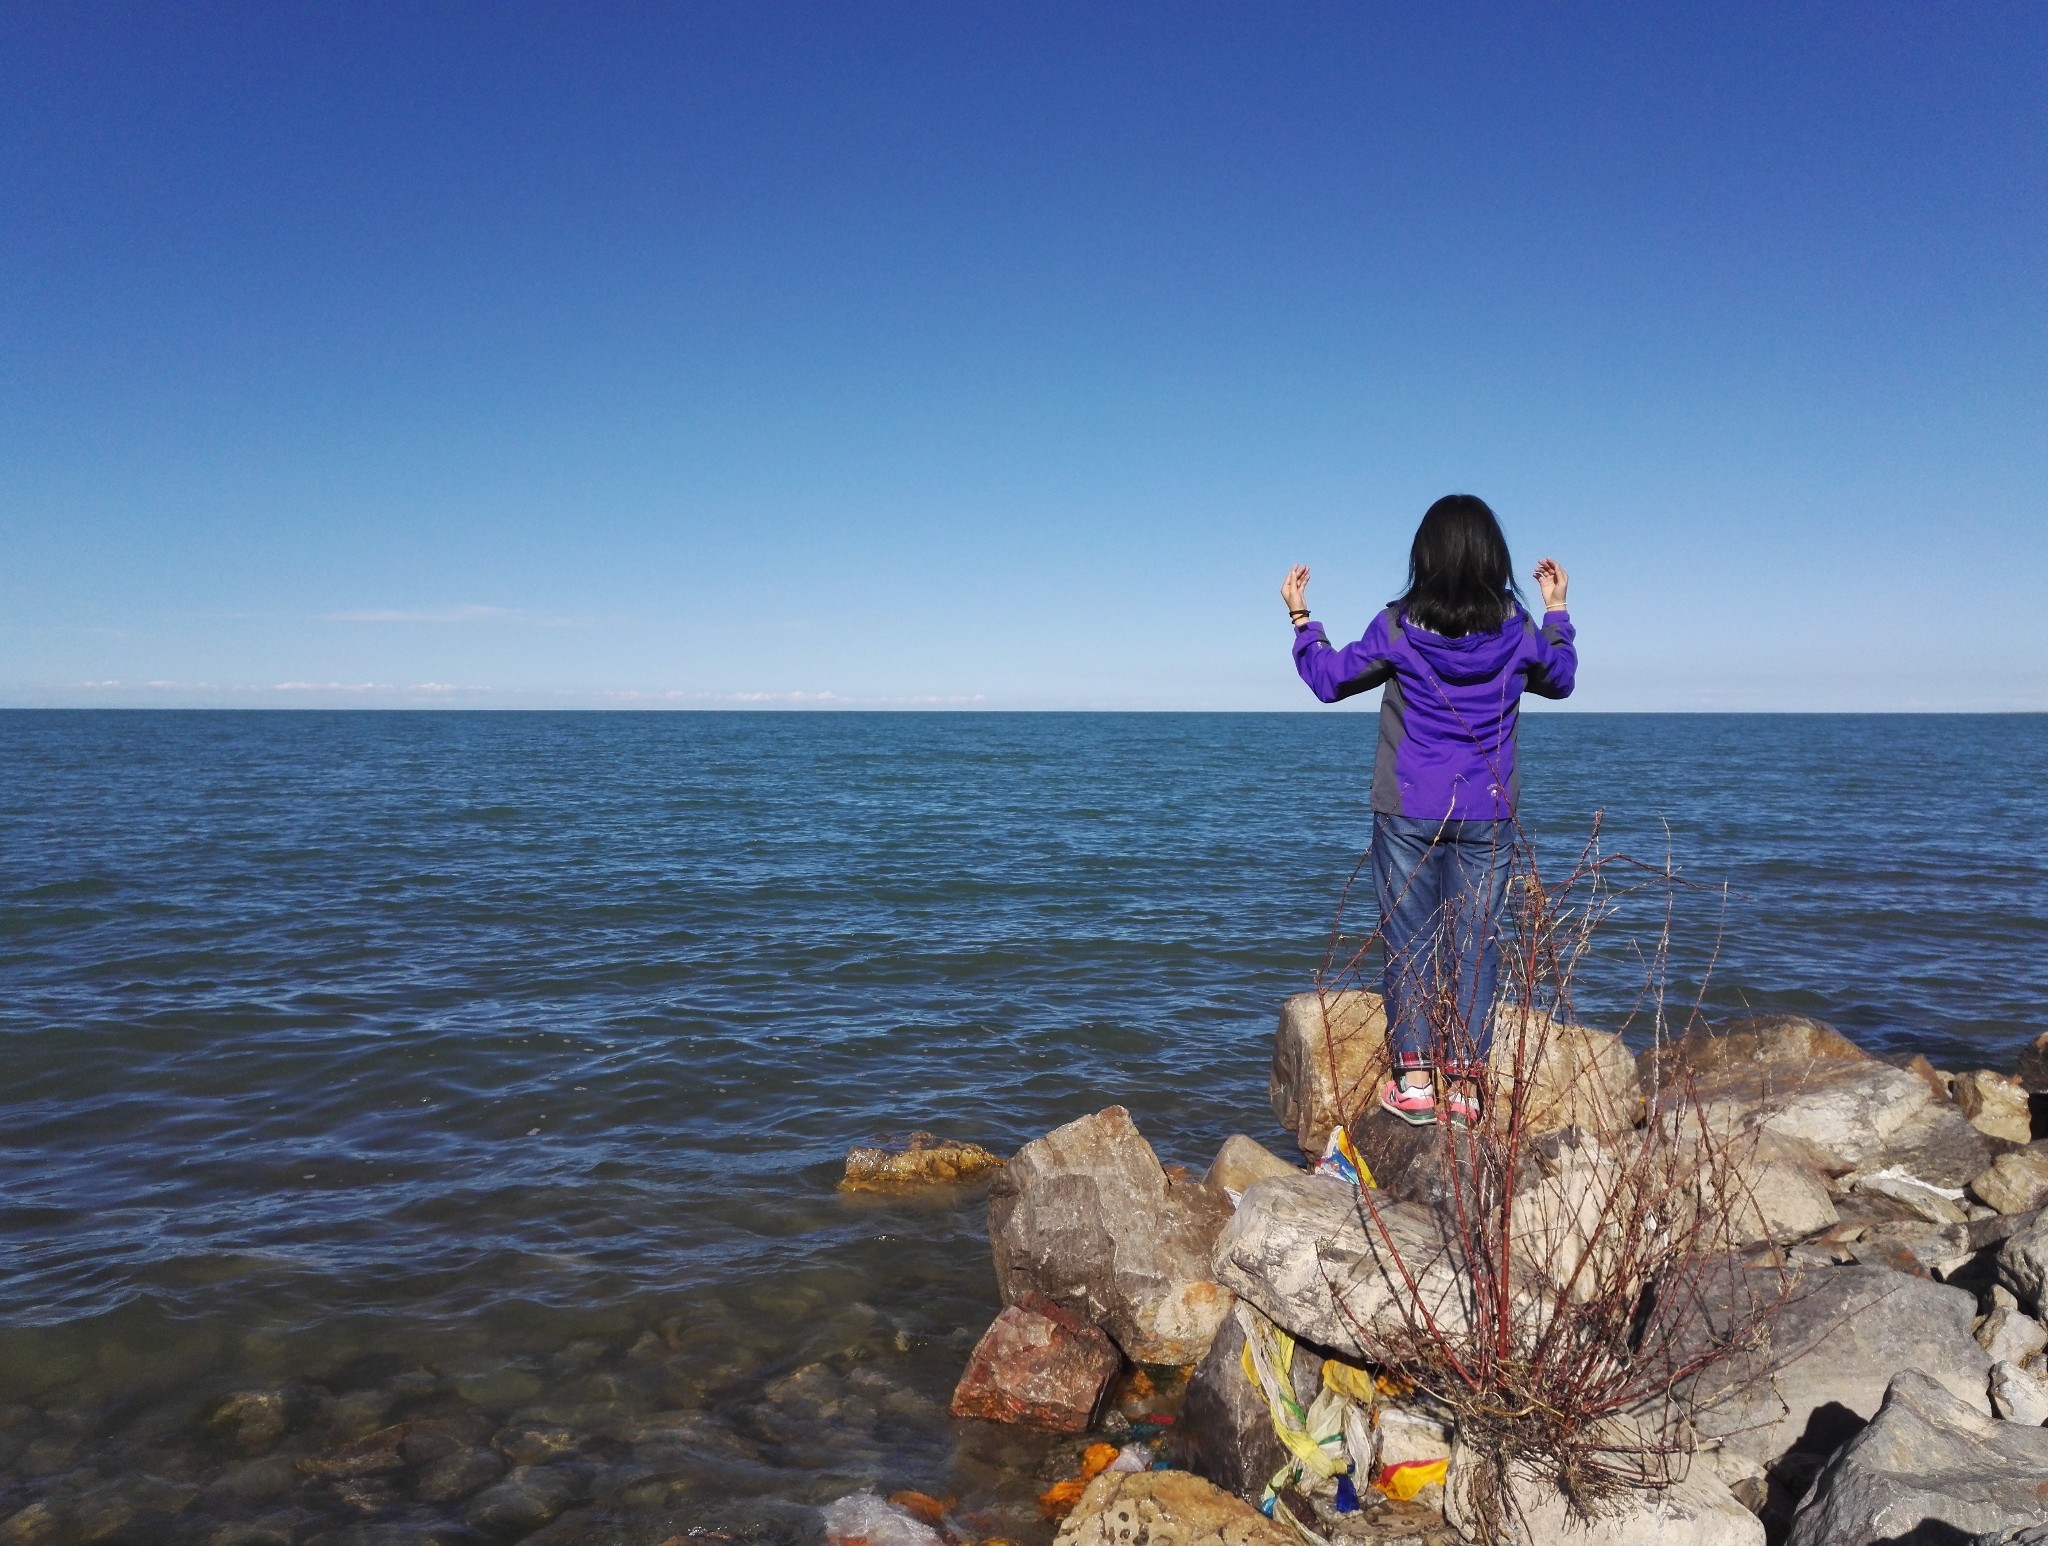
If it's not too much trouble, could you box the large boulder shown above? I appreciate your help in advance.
[950,1294,1120,1432]
[1685,1057,1937,1174]
[1681,1266,1993,1469]
[1177,1306,1324,1502]
[1643,1013,1873,1082]
[1210,1173,1474,1358]
[989,1106,1235,1365]
[1271,990,1638,1160]
[1053,1467,1293,1546]
[1785,1370,2048,1546]
[1444,1441,1763,1546]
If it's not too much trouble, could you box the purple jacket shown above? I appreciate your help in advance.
[1292,605,1577,820]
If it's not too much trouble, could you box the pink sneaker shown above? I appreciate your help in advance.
[1442,1086,1482,1127]
[1379,1076,1437,1126]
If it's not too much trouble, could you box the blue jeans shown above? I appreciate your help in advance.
[1371,813,1515,1078]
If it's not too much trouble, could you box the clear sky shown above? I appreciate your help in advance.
[4,4,2043,710]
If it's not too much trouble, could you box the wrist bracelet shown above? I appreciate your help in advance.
[1288,609,1309,620]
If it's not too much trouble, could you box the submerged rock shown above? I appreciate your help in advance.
[1053,1468,1293,1545]
[989,1105,1235,1364]
[839,1131,1006,1191]
[950,1294,1120,1433]
[1786,1369,2048,1546]
[415,1445,505,1503]
[464,1464,578,1535]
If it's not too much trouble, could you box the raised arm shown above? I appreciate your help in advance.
[1525,558,1577,699]
[1284,563,1397,702]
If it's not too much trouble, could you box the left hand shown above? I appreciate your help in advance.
[1533,558,1569,610]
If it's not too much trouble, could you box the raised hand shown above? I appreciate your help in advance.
[1281,564,1310,615]
[1533,558,1569,610]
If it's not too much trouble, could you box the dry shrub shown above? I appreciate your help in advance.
[1312,817,1795,1541]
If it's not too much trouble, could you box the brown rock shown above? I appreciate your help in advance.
[1271,990,1638,1160]
[1202,1135,1297,1197]
[1969,1145,2048,1215]
[1897,1053,1951,1101]
[1053,1468,1293,1545]
[296,1423,411,1478]
[839,1131,1005,1191]
[950,1293,1120,1432]
[989,1106,1235,1364]
[2017,1031,2048,1094]
[1949,1070,2034,1144]
[1644,1013,1873,1083]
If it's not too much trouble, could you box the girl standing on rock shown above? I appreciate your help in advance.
[1281,494,1576,1126]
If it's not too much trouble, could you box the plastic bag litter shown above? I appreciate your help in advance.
[820,1491,946,1546]
[1109,1442,1151,1473]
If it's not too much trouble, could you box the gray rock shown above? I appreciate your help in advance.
[1202,1134,1298,1198]
[1974,1147,2048,1216]
[1998,1215,2048,1318]
[1210,1173,1475,1357]
[1177,1303,1324,1502]
[1990,1360,2048,1425]
[1978,1306,2048,1367]
[1682,1266,1993,1468]
[1786,1369,2048,1546]
[1880,1100,2006,1190]
[1851,1167,1970,1225]
[989,1105,1235,1364]
[1444,1439,1764,1546]
[1690,1059,1935,1174]
[1718,1139,1839,1246]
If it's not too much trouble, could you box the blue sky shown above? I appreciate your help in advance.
[4,3,2043,710]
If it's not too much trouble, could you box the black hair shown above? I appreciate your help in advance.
[1394,494,1523,637]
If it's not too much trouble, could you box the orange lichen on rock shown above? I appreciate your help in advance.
[840,1131,1006,1191]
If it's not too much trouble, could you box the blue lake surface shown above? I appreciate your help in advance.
[1,710,2044,1542]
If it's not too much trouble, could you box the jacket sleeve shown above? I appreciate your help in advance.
[1523,608,1577,699]
[1292,611,1396,703]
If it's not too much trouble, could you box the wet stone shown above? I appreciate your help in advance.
[327,1390,396,1437]
[414,1445,505,1504]
[205,1388,326,1455]
[297,1422,412,1478]
[840,1130,1006,1191]
[452,1367,545,1414]
[493,1425,580,1465]
[202,1454,301,1507]
[397,1411,494,1465]
[464,1464,579,1536]
[204,1510,306,1546]
[0,1504,62,1546]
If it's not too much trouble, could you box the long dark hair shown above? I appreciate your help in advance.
[1394,494,1522,636]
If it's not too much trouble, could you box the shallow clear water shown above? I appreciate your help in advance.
[2,711,2044,1543]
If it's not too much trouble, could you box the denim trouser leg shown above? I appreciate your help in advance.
[1371,813,1515,1078]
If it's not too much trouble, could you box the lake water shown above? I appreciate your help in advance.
[3,711,2044,1544]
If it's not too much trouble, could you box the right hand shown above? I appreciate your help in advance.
[1281,564,1310,615]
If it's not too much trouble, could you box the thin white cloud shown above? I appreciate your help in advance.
[323,605,587,627]
[273,681,389,693]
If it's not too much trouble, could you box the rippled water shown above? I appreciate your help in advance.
[2,711,2044,1543]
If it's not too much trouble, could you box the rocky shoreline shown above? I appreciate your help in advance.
[847,995,2048,1546]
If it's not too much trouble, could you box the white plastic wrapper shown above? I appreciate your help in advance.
[819,1492,947,1546]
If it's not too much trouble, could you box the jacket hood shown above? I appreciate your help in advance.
[1401,608,1528,685]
